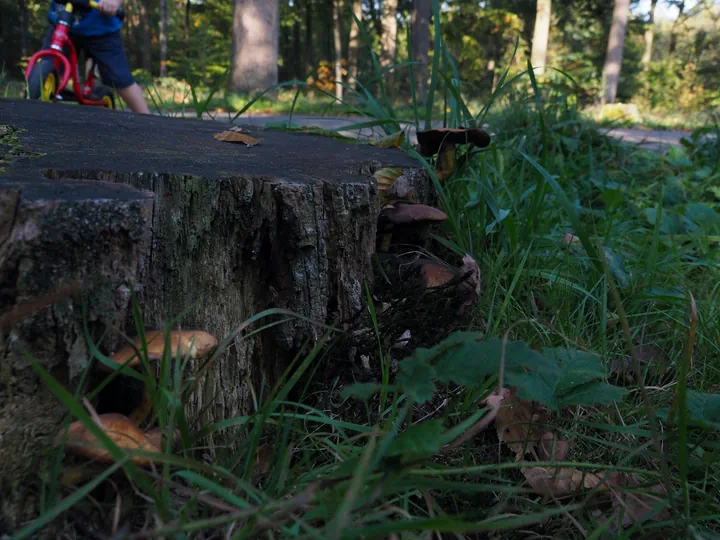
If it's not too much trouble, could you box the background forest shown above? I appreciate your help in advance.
[1,0,718,128]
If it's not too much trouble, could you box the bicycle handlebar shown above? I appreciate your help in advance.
[67,0,124,20]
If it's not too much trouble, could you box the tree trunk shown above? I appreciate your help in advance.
[411,0,430,102]
[305,0,314,74]
[334,0,344,100]
[185,0,192,59]
[530,0,552,76]
[347,0,362,87]
[380,0,399,69]
[160,0,168,76]
[140,0,152,73]
[669,1,685,55]
[230,0,280,93]
[601,0,630,105]
[293,15,303,79]
[19,0,29,59]
[641,0,658,67]
[0,98,426,529]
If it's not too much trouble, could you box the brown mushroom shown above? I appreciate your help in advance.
[53,413,162,467]
[108,330,219,371]
[378,203,448,226]
[101,330,218,426]
[418,261,458,288]
[416,127,491,157]
[377,203,448,252]
[144,425,181,451]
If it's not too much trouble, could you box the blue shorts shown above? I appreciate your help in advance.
[41,27,135,89]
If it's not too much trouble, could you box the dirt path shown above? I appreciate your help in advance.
[170,111,698,152]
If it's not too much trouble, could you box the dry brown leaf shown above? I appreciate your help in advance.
[537,432,568,462]
[370,130,405,149]
[458,254,481,311]
[523,467,602,497]
[562,232,581,245]
[214,130,261,147]
[495,388,549,461]
[374,167,404,194]
[594,473,672,531]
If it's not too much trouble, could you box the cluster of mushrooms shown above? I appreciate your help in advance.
[374,127,491,306]
[52,330,218,475]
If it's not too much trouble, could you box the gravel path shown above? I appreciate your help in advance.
[174,111,701,153]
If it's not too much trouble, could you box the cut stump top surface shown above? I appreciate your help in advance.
[0,98,418,201]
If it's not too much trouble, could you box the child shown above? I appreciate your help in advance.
[45,0,150,113]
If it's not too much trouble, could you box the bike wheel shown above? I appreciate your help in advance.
[28,59,59,101]
[93,85,116,109]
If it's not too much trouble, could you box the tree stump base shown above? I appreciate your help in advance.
[0,98,428,527]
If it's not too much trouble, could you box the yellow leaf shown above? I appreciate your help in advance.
[374,167,404,193]
[370,130,405,149]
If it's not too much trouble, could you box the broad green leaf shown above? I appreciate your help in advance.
[557,381,628,408]
[341,383,392,402]
[387,420,445,459]
[397,356,436,404]
[685,203,720,234]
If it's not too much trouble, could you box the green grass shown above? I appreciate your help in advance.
[9,1,720,537]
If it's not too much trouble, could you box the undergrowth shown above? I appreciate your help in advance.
[9,0,720,538]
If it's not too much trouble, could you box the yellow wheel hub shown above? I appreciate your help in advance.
[42,73,56,101]
[101,95,114,109]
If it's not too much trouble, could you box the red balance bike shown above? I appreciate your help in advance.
[25,0,124,109]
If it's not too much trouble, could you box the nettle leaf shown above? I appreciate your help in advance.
[387,333,626,410]
[397,355,436,403]
[342,383,392,402]
[557,381,628,408]
[658,390,720,431]
[387,420,445,459]
[685,204,720,235]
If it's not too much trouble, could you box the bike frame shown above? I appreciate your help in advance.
[25,0,109,107]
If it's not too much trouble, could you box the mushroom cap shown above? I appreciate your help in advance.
[53,413,162,467]
[378,203,448,226]
[144,426,181,451]
[417,127,491,156]
[107,330,219,371]
[418,261,458,288]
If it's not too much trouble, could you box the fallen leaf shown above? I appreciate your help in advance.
[214,130,261,147]
[254,443,272,476]
[537,432,568,462]
[523,467,602,497]
[563,232,581,245]
[371,129,405,149]
[458,254,481,310]
[595,473,672,531]
[374,167,404,195]
[495,388,548,461]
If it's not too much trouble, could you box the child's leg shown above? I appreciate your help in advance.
[83,31,150,114]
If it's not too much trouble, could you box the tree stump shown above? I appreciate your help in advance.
[0,98,427,527]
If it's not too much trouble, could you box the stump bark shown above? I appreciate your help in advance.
[0,98,426,527]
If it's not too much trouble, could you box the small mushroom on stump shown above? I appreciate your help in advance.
[416,127,491,182]
[376,202,448,252]
[108,330,219,371]
[53,413,162,468]
[405,256,481,312]
[96,330,218,426]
